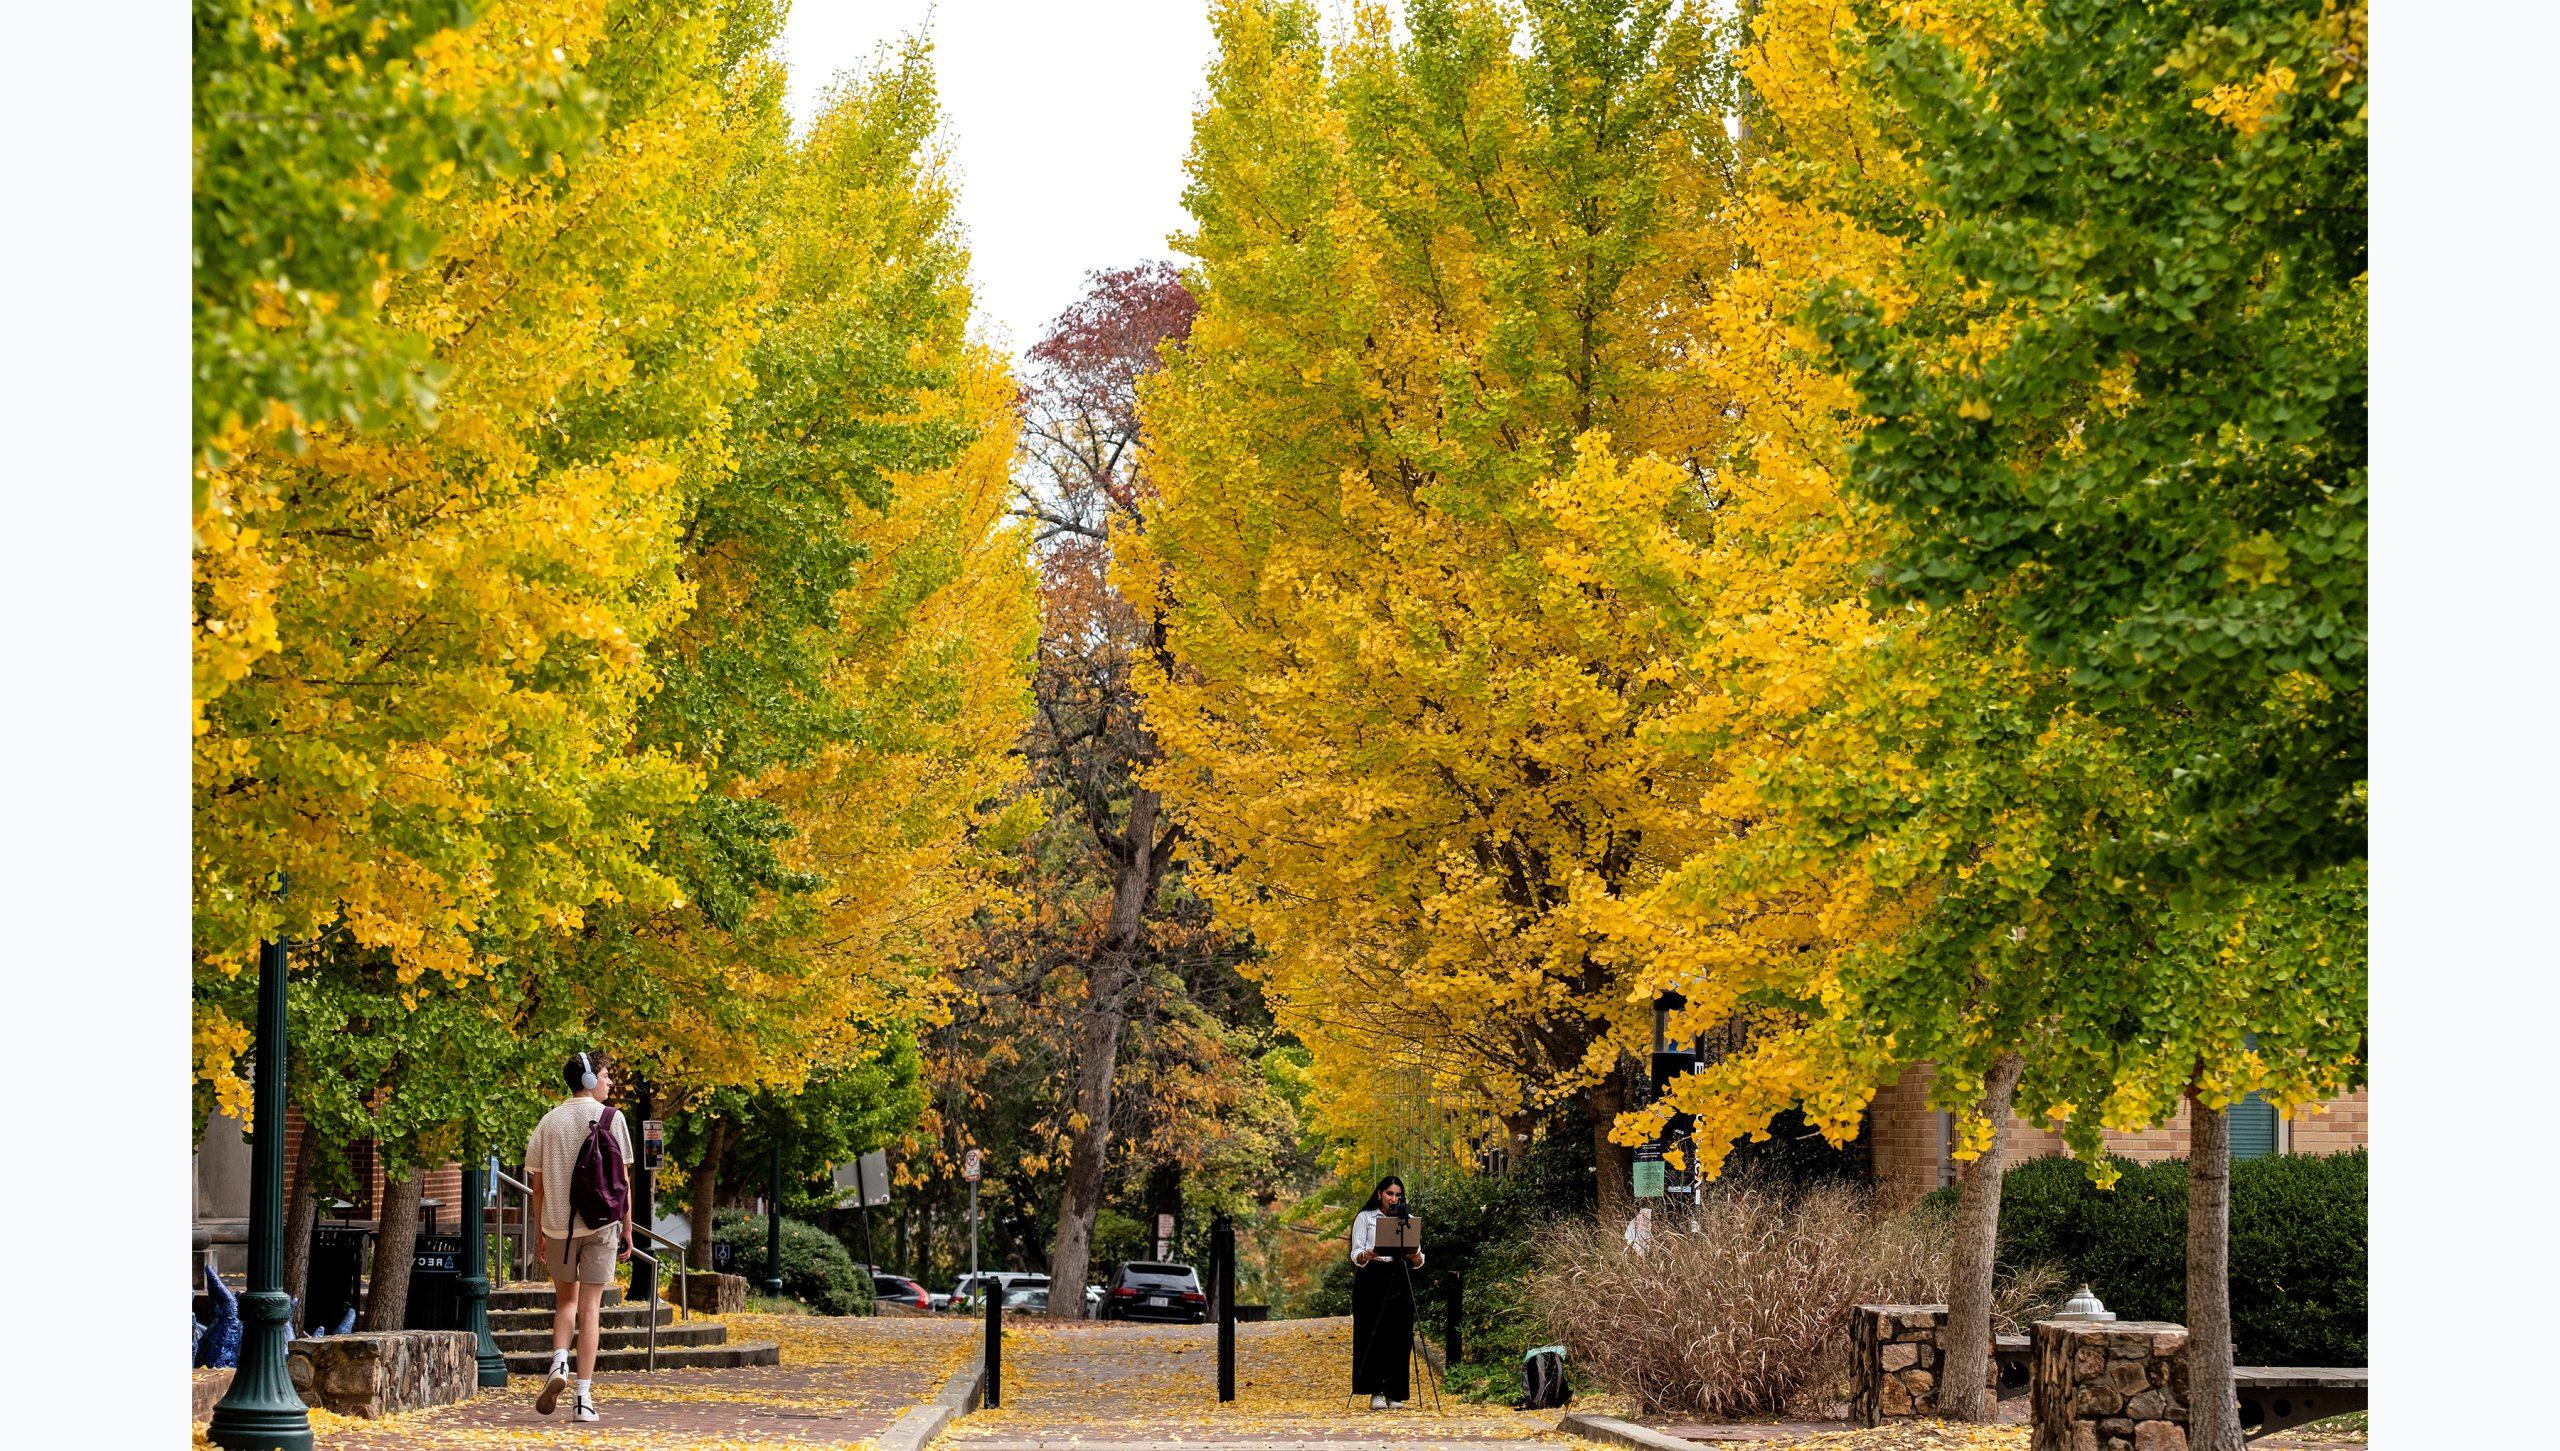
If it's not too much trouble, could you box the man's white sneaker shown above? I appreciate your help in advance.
[1389,1399,1407,1409]
[571,1392,599,1424]
[1370,1394,1388,1410]
[535,1368,569,1416]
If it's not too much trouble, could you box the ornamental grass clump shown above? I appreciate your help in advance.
[1525,1182,1951,1419]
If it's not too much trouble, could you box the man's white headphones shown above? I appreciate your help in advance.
[578,1052,598,1091]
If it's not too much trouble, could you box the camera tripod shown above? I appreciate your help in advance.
[1343,1240,1444,1416]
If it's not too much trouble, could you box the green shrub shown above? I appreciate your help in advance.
[1300,1253,1353,1319]
[712,1209,874,1316]
[1920,1149,2365,1365]
[1401,1115,1598,1384]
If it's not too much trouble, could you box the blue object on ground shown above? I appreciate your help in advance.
[198,1267,244,1368]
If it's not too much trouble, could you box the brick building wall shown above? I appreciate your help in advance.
[1868,1066,2368,1208]
[1867,1066,1951,1211]
[273,1105,465,1227]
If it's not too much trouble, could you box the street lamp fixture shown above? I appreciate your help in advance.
[206,938,314,1451]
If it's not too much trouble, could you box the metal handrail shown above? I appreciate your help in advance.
[627,1243,661,1371]
[625,1221,693,1325]
[488,1167,688,1374]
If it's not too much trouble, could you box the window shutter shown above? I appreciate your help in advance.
[2227,1092,2279,1161]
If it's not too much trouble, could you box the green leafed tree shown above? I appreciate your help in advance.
[191,0,605,474]
[1792,5,2367,1444]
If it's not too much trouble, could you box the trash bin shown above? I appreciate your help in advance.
[307,1222,371,1333]
[404,1232,465,1331]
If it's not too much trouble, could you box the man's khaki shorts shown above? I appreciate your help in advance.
[542,1225,621,1286]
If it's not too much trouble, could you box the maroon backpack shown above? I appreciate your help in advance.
[569,1106,630,1231]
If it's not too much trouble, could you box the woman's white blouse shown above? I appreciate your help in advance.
[1349,1208,1424,1266]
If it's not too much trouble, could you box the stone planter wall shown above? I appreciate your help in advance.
[678,1271,747,1315]
[1850,1303,2001,1426]
[287,1330,478,1418]
[192,1368,234,1421]
[2030,1320,2190,1451]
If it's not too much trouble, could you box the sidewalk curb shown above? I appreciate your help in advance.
[1558,1411,1701,1451]
[876,1354,986,1451]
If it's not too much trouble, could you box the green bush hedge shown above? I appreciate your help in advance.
[712,1208,874,1316]
[1921,1149,2364,1365]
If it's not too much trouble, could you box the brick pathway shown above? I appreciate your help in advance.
[311,1314,975,1449]
[946,1317,1575,1450]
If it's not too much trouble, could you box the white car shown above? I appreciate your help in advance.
[948,1271,1050,1311]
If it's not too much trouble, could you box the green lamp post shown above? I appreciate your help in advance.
[207,938,314,1451]
[459,1161,507,1387]
[764,1136,785,1296]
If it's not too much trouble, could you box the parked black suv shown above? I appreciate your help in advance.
[1098,1261,1207,1323]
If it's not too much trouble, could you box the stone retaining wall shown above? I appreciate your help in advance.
[287,1330,479,1418]
[1850,1303,1999,1426]
[678,1271,747,1314]
[2030,1320,2189,1451]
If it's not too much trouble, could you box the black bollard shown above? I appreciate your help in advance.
[984,1278,1003,1408]
[1213,1214,1236,1403]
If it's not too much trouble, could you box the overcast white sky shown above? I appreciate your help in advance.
[780,1,1221,355]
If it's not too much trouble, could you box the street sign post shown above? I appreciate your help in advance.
[962,1148,981,1278]
[1633,1143,1667,1199]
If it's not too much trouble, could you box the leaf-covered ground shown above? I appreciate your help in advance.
[950,1315,1568,1446]
[189,1313,2366,1450]
[193,1313,975,1450]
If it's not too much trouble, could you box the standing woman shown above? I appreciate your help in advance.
[1348,1175,1424,1409]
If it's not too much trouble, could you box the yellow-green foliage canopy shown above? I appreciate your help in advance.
[1127,0,1745,1165]
[193,3,1036,1162]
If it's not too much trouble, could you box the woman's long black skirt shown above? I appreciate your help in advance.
[1349,1257,1414,1400]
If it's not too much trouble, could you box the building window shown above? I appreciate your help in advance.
[2227,1092,2280,1161]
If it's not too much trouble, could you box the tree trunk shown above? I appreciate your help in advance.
[920,1193,936,1287]
[689,1115,726,1270]
[2187,1091,2243,1451]
[280,1122,318,1319]
[1587,1067,1635,1231]
[1146,1159,1183,1258]
[360,1168,425,1331]
[1045,953,1136,1316]
[1942,1051,2026,1422]
[1045,786,1163,1317]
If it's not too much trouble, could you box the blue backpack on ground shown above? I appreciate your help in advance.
[1520,1344,1570,1409]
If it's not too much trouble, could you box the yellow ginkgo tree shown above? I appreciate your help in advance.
[1127,0,1747,1218]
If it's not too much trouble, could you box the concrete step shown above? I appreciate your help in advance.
[487,1304,673,1333]
[491,1322,731,1354]
[489,1284,625,1311]
[503,1340,779,1374]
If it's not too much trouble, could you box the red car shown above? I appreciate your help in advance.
[869,1272,930,1310]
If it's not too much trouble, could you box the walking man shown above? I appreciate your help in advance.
[526,1049,634,1423]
